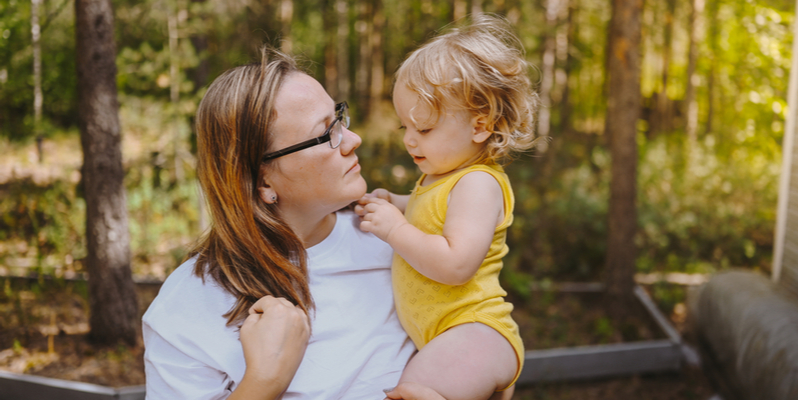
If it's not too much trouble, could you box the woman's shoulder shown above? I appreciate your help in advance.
[142,257,245,391]
[142,257,236,332]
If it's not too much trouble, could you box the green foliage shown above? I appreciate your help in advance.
[124,153,201,278]
[650,281,687,313]
[637,133,778,274]
[592,316,614,342]
[0,0,792,293]
[0,178,86,274]
[0,0,77,141]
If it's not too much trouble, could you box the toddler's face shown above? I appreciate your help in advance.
[393,84,488,182]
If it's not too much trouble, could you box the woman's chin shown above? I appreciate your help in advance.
[340,177,368,210]
[353,175,368,197]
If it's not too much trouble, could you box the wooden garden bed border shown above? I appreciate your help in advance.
[517,285,684,384]
[0,276,682,397]
[0,370,144,400]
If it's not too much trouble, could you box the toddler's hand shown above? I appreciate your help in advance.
[358,197,408,242]
[369,188,393,202]
[355,188,393,217]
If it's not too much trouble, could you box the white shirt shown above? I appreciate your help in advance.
[143,211,414,399]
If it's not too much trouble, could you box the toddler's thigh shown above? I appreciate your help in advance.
[399,323,517,400]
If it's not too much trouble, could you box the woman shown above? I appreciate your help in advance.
[142,49,442,400]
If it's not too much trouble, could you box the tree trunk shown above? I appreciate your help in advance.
[453,0,467,21]
[470,0,482,15]
[280,0,293,54]
[188,0,209,93]
[685,0,704,142]
[336,0,350,101]
[552,0,570,105]
[75,0,138,346]
[167,0,184,181]
[324,0,338,99]
[603,0,643,320]
[356,0,371,116]
[558,3,574,135]
[369,0,385,120]
[537,0,564,141]
[655,0,676,134]
[32,0,44,163]
[188,0,210,232]
[705,0,719,135]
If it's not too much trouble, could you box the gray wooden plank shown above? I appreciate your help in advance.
[634,285,682,343]
[116,385,146,400]
[0,370,114,400]
[0,370,145,400]
[519,340,682,384]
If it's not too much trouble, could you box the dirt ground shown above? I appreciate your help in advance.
[0,277,718,399]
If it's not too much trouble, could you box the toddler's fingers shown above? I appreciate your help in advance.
[365,197,388,207]
[371,188,391,200]
[359,220,373,233]
[358,194,372,204]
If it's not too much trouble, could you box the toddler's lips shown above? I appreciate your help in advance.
[412,155,425,164]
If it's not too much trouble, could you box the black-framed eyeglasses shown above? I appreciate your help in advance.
[262,102,350,161]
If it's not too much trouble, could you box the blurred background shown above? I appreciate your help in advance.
[0,0,794,298]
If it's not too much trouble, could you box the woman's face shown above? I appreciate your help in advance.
[263,73,366,218]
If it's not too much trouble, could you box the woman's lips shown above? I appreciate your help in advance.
[347,161,361,174]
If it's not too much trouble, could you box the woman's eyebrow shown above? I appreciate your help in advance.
[308,107,334,137]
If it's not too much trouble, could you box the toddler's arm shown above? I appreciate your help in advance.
[358,171,503,286]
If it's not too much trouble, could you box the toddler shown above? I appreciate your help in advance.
[356,14,539,400]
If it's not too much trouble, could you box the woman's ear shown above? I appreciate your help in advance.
[471,115,492,144]
[258,184,278,205]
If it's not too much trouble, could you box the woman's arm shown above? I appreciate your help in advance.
[358,171,503,285]
[144,295,309,400]
[228,296,311,400]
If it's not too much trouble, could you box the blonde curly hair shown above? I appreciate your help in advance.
[395,13,539,164]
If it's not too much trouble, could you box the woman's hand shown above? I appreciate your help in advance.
[383,383,447,400]
[229,295,311,400]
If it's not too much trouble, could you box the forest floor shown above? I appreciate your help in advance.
[0,276,719,399]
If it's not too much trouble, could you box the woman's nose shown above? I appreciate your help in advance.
[340,127,362,154]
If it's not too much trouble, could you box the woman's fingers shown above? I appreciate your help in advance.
[239,295,311,391]
[249,294,297,313]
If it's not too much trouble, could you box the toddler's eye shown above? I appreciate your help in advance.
[418,128,432,134]
[399,125,406,130]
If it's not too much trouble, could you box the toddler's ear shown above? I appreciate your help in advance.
[471,115,492,144]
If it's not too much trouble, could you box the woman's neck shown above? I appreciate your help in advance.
[282,211,337,248]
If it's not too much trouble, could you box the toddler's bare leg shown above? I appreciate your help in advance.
[398,323,517,400]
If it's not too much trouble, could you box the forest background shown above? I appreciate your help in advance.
[0,0,795,314]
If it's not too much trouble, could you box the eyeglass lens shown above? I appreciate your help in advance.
[330,104,349,149]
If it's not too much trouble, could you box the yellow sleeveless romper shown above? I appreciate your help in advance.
[392,163,524,388]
